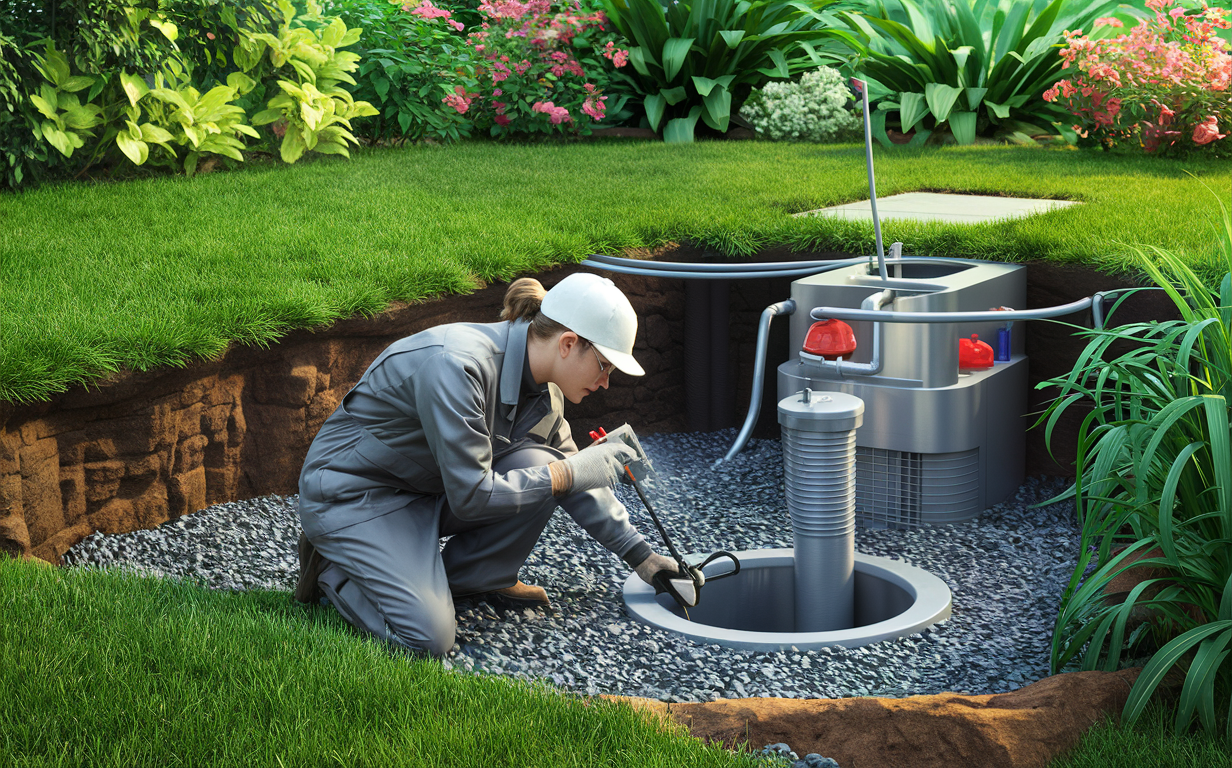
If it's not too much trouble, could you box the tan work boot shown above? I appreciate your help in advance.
[293,531,328,605]
[459,580,550,609]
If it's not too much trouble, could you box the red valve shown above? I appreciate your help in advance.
[803,319,857,360]
[959,334,994,370]
[588,427,608,442]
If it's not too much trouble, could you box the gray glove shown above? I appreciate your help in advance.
[562,440,638,493]
[634,552,679,585]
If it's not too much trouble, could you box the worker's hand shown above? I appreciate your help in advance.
[634,552,679,585]
[555,440,638,494]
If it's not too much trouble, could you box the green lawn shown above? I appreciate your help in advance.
[0,140,1229,404]
[0,558,755,768]
[6,556,1229,768]
[1050,704,1232,768]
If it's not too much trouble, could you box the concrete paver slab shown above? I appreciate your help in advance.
[795,192,1079,224]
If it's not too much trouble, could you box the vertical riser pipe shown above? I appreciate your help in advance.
[778,390,864,633]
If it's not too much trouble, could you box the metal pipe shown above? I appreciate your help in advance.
[779,389,865,632]
[808,296,1093,324]
[716,299,796,466]
[580,256,981,281]
[811,289,894,377]
[857,79,885,270]
[581,261,855,280]
[1091,288,1167,330]
[885,241,901,281]
[1092,291,1109,331]
[585,253,847,272]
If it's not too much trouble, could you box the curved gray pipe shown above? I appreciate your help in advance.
[808,296,1094,324]
[585,253,852,273]
[581,261,858,281]
[716,299,796,466]
[808,289,894,378]
[858,78,885,271]
[1091,288,1167,330]
[579,254,980,281]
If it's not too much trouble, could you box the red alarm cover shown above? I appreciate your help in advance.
[959,333,994,370]
[804,319,857,359]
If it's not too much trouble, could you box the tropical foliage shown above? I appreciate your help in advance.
[597,0,858,142]
[1042,186,1232,738]
[2,0,377,187]
[841,0,1123,146]
[246,0,379,162]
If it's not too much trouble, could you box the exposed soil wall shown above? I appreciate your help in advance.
[0,265,685,563]
[0,252,1176,564]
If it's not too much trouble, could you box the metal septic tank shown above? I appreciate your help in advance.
[777,259,1028,529]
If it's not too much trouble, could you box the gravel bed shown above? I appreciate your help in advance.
[64,428,1081,704]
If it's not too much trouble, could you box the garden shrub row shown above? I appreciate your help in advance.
[2,0,1230,190]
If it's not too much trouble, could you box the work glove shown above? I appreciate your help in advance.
[554,440,639,495]
[634,552,679,585]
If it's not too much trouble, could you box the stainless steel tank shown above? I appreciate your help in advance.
[777,259,1028,528]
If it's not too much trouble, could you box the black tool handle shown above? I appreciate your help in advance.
[625,466,686,565]
[698,551,741,581]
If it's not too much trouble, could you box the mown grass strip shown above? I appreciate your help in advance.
[0,141,1227,405]
[1049,702,1232,768]
[0,558,755,768]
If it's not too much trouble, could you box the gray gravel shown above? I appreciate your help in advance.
[64,428,1081,703]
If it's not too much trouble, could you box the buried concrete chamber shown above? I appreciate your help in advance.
[622,389,953,651]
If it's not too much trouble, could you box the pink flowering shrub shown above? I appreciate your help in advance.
[463,0,633,136]
[1043,0,1232,155]
[335,0,481,144]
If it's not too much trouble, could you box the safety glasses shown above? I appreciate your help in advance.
[590,345,615,377]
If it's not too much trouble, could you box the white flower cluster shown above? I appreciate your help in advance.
[739,66,864,143]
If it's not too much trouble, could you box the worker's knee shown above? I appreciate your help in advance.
[493,444,565,472]
[386,607,456,659]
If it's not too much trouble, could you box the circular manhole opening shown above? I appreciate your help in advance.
[623,548,952,651]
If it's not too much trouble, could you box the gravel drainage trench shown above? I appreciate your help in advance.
[63,428,1080,703]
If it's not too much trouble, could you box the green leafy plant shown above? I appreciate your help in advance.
[161,0,285,90]
[597,0,858,142]
[1041,184,1232,738]
[26,43,102,158]
[27,41,259,177]
[113,64,260,175]
[842,0,1122,146]
[1,29,56,189]
[328,0,480,144]
[0,0,187,188]
[245,0,379,162]
[33,0,181,76]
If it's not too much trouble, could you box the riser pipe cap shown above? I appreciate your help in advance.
[778,389,865,433]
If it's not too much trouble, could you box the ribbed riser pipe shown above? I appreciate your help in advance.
[783,426,857,631]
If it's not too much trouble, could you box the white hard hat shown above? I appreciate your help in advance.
[541,273,645,376]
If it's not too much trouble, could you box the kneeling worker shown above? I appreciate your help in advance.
[293,273,679,657]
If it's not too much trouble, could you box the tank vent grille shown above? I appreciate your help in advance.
[856,447,980,529]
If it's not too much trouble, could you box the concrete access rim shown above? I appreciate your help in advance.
[622,548,953,652]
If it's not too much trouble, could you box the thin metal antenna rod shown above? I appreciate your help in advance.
[857,79,885,276]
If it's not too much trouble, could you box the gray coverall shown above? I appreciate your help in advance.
[297,318,651,656]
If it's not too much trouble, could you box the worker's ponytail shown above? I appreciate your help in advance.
[501,276,575,342]
[500,277,545,322]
